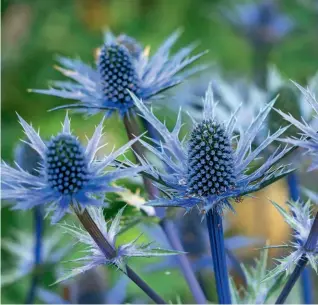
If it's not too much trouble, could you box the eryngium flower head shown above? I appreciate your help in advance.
[221,0,294,46]
[56,206,180,283]
[1,229,71,286]
[187,120,236,197]
[130,84,292,213]
[32,30,207,117]
[263,200,318,281]
[1,114,144,222]
[276,79,318,171]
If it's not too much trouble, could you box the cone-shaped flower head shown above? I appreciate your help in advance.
[32,30,207,117]
[276,80,318,171]
[56,206,181,283]
[1,113,144,222]
[98,44,142,111]
[187,119,236,197]
[130,85,292,213]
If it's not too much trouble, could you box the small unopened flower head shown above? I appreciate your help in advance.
[1,113,144,222]
[98,44,141,110]
[188,120,236,197]
[32,30,207,117]
[221,0,294,46]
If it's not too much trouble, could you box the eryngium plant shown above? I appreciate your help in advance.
[32,30,207,117]
[131,85,292,213]
[127,85,292,303]
[1,114,144,222]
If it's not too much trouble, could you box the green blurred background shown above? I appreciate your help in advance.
[1,0,318,303]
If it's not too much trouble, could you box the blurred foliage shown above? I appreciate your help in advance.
[1,0,318,303]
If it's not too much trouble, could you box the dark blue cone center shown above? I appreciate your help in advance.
[187,120,236,197]
[98,44,141,110]
[45,134,88,195]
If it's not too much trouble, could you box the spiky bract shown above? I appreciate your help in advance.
[264,200,318,281]
[230,248,281,304]
[56,206,181,283]
[277,80,318,171]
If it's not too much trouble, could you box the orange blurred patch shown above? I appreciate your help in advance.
[227,179,290,258]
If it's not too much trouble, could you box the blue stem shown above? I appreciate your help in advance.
[25,207,44,304]
[276,211,318,304]
[74,207,166,304]
[206,210,231,304]
[161,219,207,304]
[286,173,313,304]
[132,116,206,303]
[275,254,308,304]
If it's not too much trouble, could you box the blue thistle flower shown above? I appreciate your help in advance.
[221,0,294,46]
[1,113,144,223]
[220,1,294,88]
[130,85,292,214]
[276,80,318,171]
[31,30,207,117]
[56,206,181,283]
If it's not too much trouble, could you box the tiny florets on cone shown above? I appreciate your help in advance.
[98,44,141,109]
[45,134,88,195]
[187,120,236,197]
